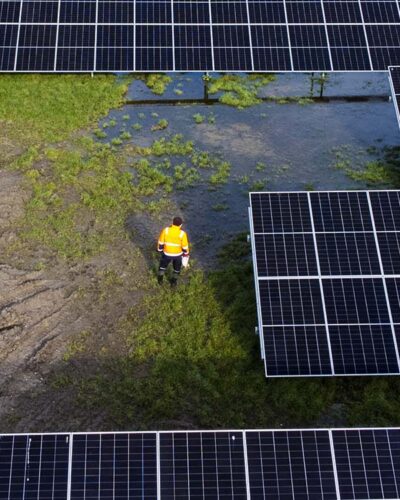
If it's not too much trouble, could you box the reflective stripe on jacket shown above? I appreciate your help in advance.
[158,225,189,257]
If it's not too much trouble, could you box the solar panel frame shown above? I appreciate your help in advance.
[249,190,400,378]
[389,66,400,130]
[1,1,400,71]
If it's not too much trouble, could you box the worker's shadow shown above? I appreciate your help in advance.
[125,213,160,274]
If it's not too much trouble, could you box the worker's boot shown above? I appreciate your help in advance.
[157,273,164,285]
[170,273,179,288]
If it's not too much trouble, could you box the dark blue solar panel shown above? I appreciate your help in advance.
[292,47,332,71]
[322,1,362,23]
[211,2,249,24]
[367,26,400,69]
[173,1,210,24]
[361,1,400,24]
[323,278,389,324]
[259,279,324,325]
[0,434,69,500]
[255,233,318,277]
[251,25,289,49]
[316,232,380,276]
[253,47,292,71]
[310,192,373,232]
[57,48,95,71]
[386,278,400,323]
[70,433,157,500]
[21,1,59,23]
[0,1,21,22]
[97,1,134,23]
[160,431,247,499]
[1,0,400,71]
[250,193,312,234]
[97,48,134,71]
[0,24,18,71]
[248,0,286,23]
[174,25,211,48]
[214,47,253,71]
[377,232,400,275]
[332,429,400,500]
[59,1,96,23]
[175,47,212,71]
[3,429,400,499]
[250,191,400,378]
[331,47,371,71]
[370,191,400,231]
[330,324,399,374]
[286,1,324,23]
[264,325,332,375]
[135,47,173,71]
[135,1,171,23]
[246,430,337,499]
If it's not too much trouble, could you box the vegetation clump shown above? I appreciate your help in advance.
[333,145,400,187]
[208,74,276,109]
[137,74,172,95]
[151,118,169,131]
[193,113,205,124]
[151,134,194,156]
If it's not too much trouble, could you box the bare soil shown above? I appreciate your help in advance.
[0,167,148,432]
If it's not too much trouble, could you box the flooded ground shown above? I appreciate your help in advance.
[100,72,400,264]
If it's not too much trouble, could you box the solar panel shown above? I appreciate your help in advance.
[332,428,400,499]
[246,430,338,499]
[160,431,248,498]
[249,191,400,377]
[389,67,400,130]
[2,429,400,500]
[70,432,158,499]
[0,434,70,499]
[1,0,400,72]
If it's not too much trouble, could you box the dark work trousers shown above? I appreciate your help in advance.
[158,253,182,277]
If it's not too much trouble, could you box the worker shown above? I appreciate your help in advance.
[157,216,190,287]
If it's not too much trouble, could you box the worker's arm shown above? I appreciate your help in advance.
[181,232,189,256]
[158,228,165,252]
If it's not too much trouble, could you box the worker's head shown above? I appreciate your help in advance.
[173,216,183,227]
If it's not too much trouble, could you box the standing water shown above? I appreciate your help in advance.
[99,73,399,264]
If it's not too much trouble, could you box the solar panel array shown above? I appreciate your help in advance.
[0,0,400,72]
[389,66,400,129]
[1,428,400,499]
[249,190,400,377]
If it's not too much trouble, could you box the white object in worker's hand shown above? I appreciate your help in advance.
[182,256,190,268]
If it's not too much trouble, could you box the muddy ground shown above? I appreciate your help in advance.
[0,162,151,431]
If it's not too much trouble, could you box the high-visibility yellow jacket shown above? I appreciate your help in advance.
[158,225,189,257]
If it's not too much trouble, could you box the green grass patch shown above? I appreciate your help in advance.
[73,235,339,428]
[0,75,130,145]
[14,140,138,260]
